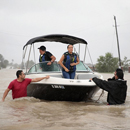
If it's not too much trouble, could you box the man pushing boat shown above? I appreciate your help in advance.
[91,68,127,105]
[2,70,49,101]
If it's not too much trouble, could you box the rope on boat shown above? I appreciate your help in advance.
[95,90,104,102]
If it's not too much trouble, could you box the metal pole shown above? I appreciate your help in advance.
[78,43,80,58]
[83,44,87,62]
[33,44,37,72]
[23,46,27,59]
[33,44,36,64]
[21,46,27,69]
[26,45,32,73]
[74,45,80,60]
[114,16,121,68]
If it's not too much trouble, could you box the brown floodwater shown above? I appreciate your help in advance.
[0,69,130,130]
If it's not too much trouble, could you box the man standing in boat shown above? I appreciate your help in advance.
[58,44,80,79]
[2,70,50,101]
[91,69,127,105]
[38,45,56,65]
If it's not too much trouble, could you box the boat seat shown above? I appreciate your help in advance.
[77,74,98,79]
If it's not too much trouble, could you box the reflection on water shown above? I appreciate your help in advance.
[0,69,130,130]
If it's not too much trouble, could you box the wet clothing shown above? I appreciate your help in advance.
[39,51,52,62]
[62,70,75,79]
[107,76,115,81]
[63,52,77,72]
[92,77,127,105]
[62,52,77,79]
[8,78,32,99]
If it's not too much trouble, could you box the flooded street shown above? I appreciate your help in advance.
[0,69,130,130]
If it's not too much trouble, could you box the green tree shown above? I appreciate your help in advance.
[0,54,9,68]
[122,56,130,71]
[4,60,9,67]
[96,52,118,72]
[0,54,4,64]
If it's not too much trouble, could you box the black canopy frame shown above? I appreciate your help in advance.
[21,34,93,72]
[23,34,88,50]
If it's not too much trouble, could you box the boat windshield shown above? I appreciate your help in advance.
[28,61,60,73]
[28,61,92,74]
[76,62,93,72]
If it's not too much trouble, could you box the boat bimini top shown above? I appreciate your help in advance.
[23,34,87,50]
[22,34,94,73]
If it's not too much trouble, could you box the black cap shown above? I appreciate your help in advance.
[38,46,46,51]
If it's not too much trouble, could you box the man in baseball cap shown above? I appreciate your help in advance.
[38,45,56,65]
[38,46,46,51]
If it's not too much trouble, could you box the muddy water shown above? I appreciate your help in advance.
[0,69,130,130]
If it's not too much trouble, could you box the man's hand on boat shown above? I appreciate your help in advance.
[47,61,52,65]
[44,75,50,79]
[31,75,50,82]
[89,78,92,82]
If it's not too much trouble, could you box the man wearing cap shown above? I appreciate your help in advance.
[38,46,56,65]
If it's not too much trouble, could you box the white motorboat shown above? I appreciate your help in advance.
[22,34,103,101]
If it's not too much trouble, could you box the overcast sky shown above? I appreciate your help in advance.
[0,0,130,64]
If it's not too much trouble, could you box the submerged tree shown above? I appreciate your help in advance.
[96,52,118,72]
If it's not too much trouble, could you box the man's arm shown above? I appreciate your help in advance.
[50,55,56,62]
[2,88,10,102]
[31,75,50,82]
[108,76,115,81]
[58,55,69,72]
[92,77,115,93]
[47,55,56,65]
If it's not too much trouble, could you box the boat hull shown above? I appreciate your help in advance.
[27,83,100,101]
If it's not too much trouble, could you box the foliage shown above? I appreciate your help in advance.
[121,56,130,71]
[0,54,4,61]
[0,54,9,68]
[0,53,35,69]
[95,52,119,72]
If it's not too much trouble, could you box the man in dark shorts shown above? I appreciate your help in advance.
[2,70,50,101]
[38,46,56,65]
